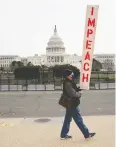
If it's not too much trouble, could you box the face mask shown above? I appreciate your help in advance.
[71,73,75,78]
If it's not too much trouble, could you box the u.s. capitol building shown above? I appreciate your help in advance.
[27,25,81,68]
[0,26,81,69]
[0,26,115,71]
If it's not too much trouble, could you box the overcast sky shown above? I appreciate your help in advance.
[0,0,115,57]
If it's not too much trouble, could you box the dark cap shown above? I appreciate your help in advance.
[63,69,73,77]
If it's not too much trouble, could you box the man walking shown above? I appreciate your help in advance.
[60,69,96,139]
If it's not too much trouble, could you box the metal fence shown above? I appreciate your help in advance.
[0,71,115,91]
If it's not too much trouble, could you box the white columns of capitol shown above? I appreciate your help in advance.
[49,56,62,63]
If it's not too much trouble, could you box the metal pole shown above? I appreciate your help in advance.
[107,71,108,89]
[0,74,1,91]
[98,71,100,90]
[17,79,18,91]
[7,72,10,91]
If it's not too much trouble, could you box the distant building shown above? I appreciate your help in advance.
[40,25,81,68]
[1,27,115,72]
[40,54,47,65]
[69,54,81,67]
[0,26,83,70]
[24,26,81,68]
[21,57,28,66]
[0,55,21,69]
[45,25,65,66]
[27,54,41,66]
[94,54,115,71]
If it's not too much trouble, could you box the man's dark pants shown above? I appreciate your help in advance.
[61,106,90,138]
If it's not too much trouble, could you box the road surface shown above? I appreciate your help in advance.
[0,90,115,118]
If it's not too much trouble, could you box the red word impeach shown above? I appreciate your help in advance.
[82,7,96,83]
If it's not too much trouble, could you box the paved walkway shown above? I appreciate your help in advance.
[0,115,115,147]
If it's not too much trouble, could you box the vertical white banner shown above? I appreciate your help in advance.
[80,5,99,90]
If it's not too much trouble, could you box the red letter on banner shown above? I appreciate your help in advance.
[83,63,89,71]
[91,7,94,15]
[88,18,95,27]
[87,29,93,37]
[85,52,90,60]
[86,40,92,49]
[82,73,89,82]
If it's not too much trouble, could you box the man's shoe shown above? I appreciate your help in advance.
[61,135,72,140]
[85,133,96,139]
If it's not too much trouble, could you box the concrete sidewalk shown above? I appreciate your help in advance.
[0,115,115,147]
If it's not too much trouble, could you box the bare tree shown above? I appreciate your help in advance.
[27,62,33,66]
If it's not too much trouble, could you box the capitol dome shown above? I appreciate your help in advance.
[47,25,65,48]
[46,26,65,66]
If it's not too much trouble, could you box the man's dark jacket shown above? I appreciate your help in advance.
[62,78,81,107]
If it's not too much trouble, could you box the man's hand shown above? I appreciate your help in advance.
[75,92,81,98]
[76,86,82,91]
